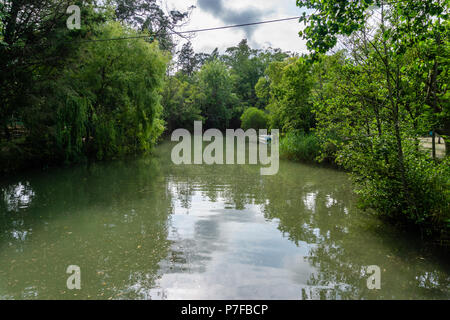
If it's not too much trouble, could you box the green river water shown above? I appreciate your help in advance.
[0,140,448,299]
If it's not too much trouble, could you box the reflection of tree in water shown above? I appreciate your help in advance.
[2,182,35,212]
[0,157,174,299]
[162,154,450,299]
[1,142,449,299]
[0,182,36,250]
[265,164,449,299]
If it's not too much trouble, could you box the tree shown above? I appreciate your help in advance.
[223,39,265,109]
[161,74,202,132]
[196,60,238,130]
[0,2,168,169]
[177,42,198,76]
[161,40,293,133]
[62,22,168,160]
[113,0,194,52]
[296,0,450,232]
[261,57,315,132]
[297,0,449,154]
[0,1,102,140]
[240,107,268,130]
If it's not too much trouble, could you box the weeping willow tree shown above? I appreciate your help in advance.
[55,22,168,162]
[56,93,89,163]
[1,3,168,172]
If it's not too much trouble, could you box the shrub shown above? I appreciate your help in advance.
[240,107,268,130]
[354,153,450,236]
[280,131,320,162]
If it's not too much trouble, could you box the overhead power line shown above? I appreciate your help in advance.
[75,0,416,45]
[75,16,304,43]
[29,0,420,47]
[175,16,303,34]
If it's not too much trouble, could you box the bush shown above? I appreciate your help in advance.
[354,153,450,236]
[280,131,320,162]
[240,107,268,130]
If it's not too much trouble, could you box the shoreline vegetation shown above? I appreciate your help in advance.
[1,1,449,242]
[278,132,449,242]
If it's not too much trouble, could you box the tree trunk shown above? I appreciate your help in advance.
[432,130,436,159]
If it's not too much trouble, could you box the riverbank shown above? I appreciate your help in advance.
[279,131,337,167]
[279,132,450,242]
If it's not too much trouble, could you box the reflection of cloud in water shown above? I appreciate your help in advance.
[7,215,32,242]
[11,230,29,241]
[3,182,35,212]
[416,271,441,289]
[150,191,321,299]
[22,286,38,299]
[325,195,337,208]
[303,192,317,212]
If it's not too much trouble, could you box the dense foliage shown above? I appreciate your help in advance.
[0,1,178,171]
[292,0,450,235]
[280,131,320,163]
[240,107,268,131]
[62,23,168,161]
[161,39,292,132]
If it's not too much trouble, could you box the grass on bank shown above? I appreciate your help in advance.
[279,131,321,163]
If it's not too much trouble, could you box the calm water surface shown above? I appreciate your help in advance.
[0,141,448,299]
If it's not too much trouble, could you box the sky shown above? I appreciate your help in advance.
[166,0,309,54]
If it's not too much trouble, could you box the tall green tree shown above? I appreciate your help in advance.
[296,0,450,233]
[177,42,198,76]
[112,0,194,52]
[259,57,315,132]
[223,39,265,109]
[0,1,102,140]
[297,0,449,154]
[161,73,202,132]
[1,2,168,170]
[61,22,168,160]
[196,59,238,130]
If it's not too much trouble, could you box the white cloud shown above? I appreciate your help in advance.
[167,0,308,53]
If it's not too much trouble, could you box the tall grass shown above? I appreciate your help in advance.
[280,131,320,163]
